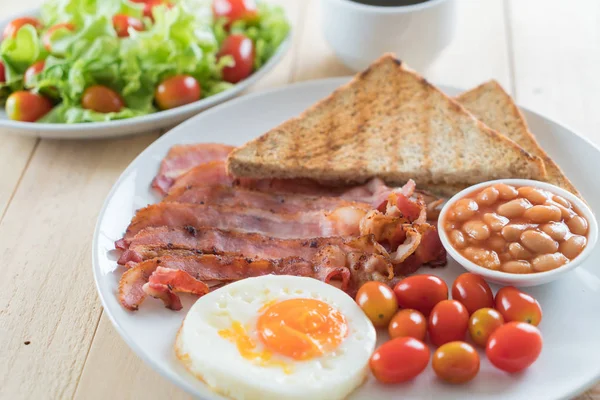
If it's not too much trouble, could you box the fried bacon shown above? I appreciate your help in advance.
[168,161,236,194]
[152,144,234,194]
[118,203,368,248]
[164,184,371,213]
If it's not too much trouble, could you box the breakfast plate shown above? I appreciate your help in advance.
[94,77,600,399]
[0,7,290,140]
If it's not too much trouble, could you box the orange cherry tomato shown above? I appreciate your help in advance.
[81,85,125,113]
[6,91,53,122]
[356,281,398,328]
[495,286,542,326]
[369,337,430,383]
[393,274,448,316]
[486,321,543,373]
[155,75,201,110]
[468,307,504,347]
[42,23,75,52]
[24,61,45,87]
[451,272,494,315]
[112,14,144,37]
[218,34,255,84]
[143,0,173,20]
[3,17,43,39]
[0,62,6,83]
[388,309,427,341]
[212,0,258,28]
[432,341,480,384]
[428,299,469,346]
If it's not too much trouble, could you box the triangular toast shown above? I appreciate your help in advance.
[227,54,546,187]
[457,80,579,195]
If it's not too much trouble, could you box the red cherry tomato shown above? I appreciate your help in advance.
[42,23,75,52]
[495,286,542,326]
[0,62,6,83]
[468,307,504,347]
[432,341,480,384]
[112,14,144,38]
[369,337,430,384]
[81,85,125,113]
[3,17,43,39]
[155,75,201,110]
[451,273,494,314]
[143,0,173,20]
[218,34,255,84]
[428,299,469,346]
[393,274,448,316]
[6,91,53,122]
[212,0,258,28]
[356,281,398,328]
[24,61,45,87]
[486,321,543,373]
[388,309,427,341]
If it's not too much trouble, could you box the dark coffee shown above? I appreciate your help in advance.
[349,0,430,6]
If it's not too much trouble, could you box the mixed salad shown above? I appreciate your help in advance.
[0,0,289,123]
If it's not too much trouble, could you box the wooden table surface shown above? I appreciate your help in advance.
[1,0,599,399]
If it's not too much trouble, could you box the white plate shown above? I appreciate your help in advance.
[0,9,290,139]
[93,78,600,400]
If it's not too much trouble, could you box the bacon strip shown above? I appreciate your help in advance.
[118,203,368,248]
[164,185,372,213]
[168,161,238,194]
[152,144,234,194]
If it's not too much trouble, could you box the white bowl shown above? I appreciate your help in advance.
[437,179,598,287]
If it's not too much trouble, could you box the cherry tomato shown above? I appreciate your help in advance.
[388,309,427,341]
[468,307,504,347]
[369,337,430,383]
[112,14,144,38]
[218,34,255,84]
[356,281,398,328]
[393,274,448,316]
[24,61,45,87]
[155,75,201,110]
[6,91,53,122]
[3,17,43,39]
[432,341,480,384]
[42,23,75,52]
[495,286,542,326]
[486,321,543,373]
[212,0,258,28]
[451,273,494,315]
[428,299,469,346]
[143,0,174,20]
[81,85,125,113]
[0,62,5,83]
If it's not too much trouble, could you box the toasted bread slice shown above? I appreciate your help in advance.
[457,80,579,195]
[228,54,546,187]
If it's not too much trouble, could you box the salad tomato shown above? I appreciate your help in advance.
[143,0,174,20]
[486,322,543,373]
[3,17,42,39]
[42,23,75,52]
[24,61,45,87]
[356,281,398,328]
[218,34,255,83]
[0,62,5,83]
[212,0,258,28]
[428,299,469,346]
[451,273,494,314]
[495,286,542,326]
[370,337,430,383]
[155,75,201,110]
[113,14,144,37]
[393,274,448,316]
[432,341,480,384]
[81,85,125,113]
[6,91,53,122]
[388,309,427,341]
[468,307,504,347]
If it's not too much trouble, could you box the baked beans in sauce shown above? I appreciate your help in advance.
[443,183,589,274]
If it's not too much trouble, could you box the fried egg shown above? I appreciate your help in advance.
[175,275,376,400]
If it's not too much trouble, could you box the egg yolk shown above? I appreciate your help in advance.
[256,298,348,360]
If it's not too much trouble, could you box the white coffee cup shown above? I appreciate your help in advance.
[321,0,457,71]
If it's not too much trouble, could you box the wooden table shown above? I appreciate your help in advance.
[1,0,599,398]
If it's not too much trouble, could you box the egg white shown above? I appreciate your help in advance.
[175,275,376,400]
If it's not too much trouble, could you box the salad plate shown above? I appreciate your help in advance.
[0,3,290,139]
[94,78,600,399]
